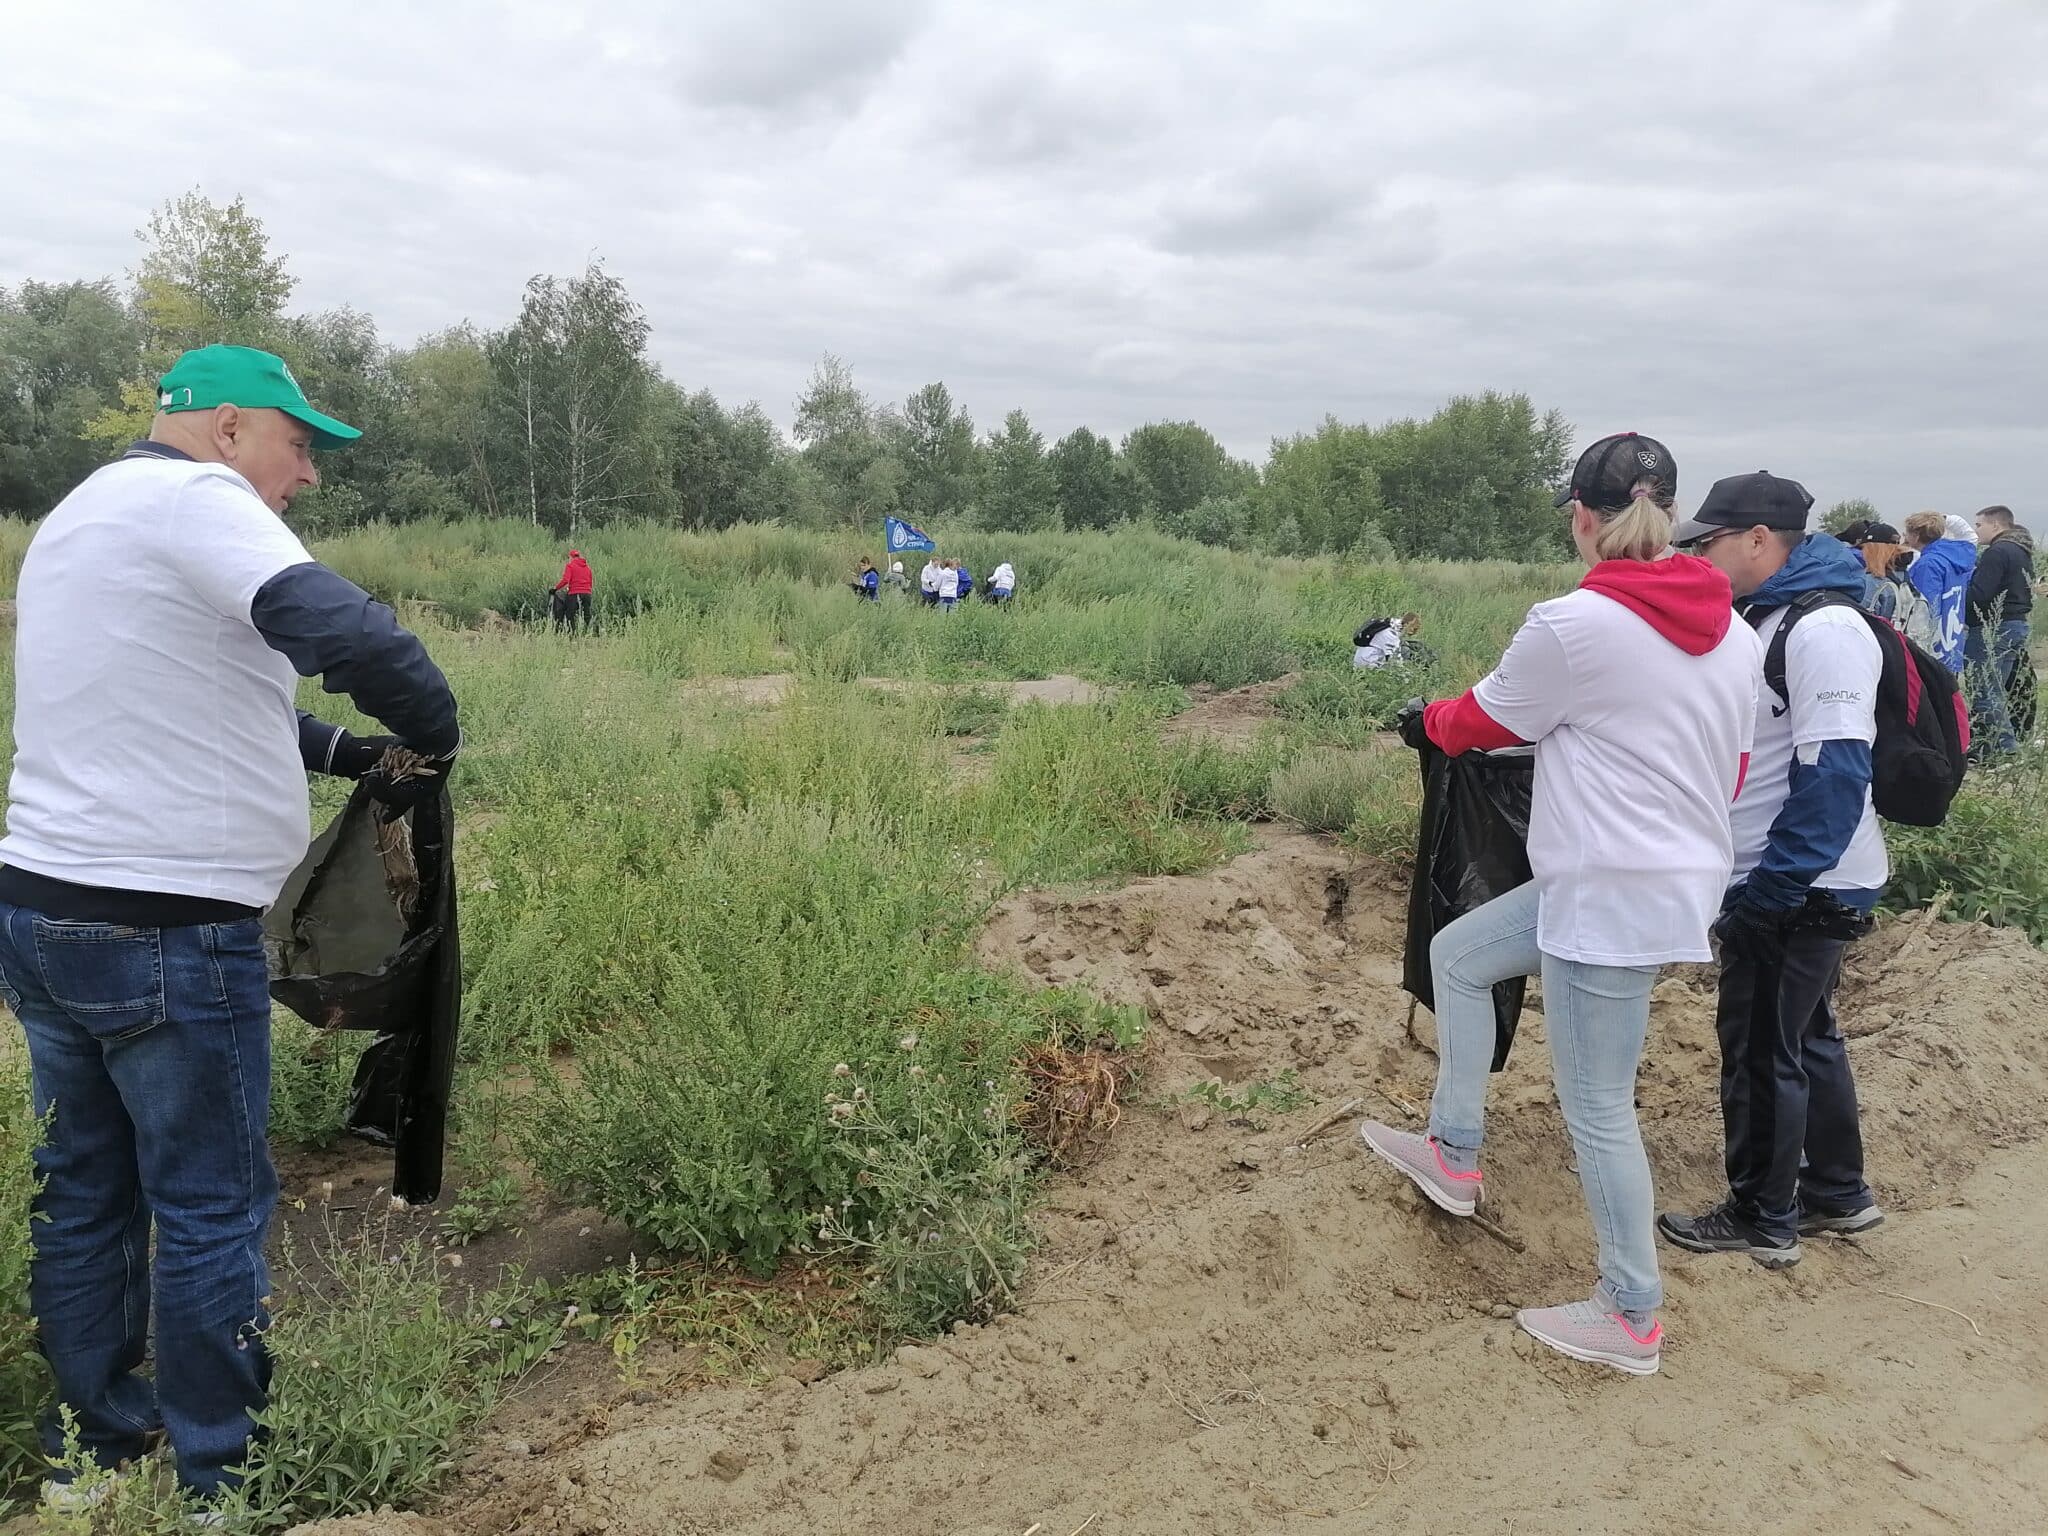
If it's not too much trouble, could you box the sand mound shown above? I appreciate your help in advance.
[1160,673,1300,746]
[447,835,2048,1536]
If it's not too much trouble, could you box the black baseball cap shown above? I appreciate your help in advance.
[1554,432,1677,512]
[1672,470,1815,545]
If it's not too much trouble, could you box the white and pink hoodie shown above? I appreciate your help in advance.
[1424,555,1762,968]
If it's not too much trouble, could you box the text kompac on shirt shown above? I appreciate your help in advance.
[3,456,319,908]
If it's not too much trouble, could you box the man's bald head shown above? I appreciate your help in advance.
[150,404,318,514]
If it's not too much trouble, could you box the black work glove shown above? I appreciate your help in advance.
[1396,697,1432,752]
[362,741,461,821]
[326,732,403,780]
[1712,896,1793,968]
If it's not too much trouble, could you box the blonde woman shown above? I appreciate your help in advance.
[1361,432,1760,1375]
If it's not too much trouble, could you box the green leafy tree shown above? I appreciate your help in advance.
[1120,421,1254,527]
[1047,426,1127,530]
[655,383,798,528]
[899,382,978,523]
[395,325,502,516]
[1823,497,1879,535]
[85,189,297,447]
[0,279,140,514]
[487,263,656,534]
[793,354,887,529]
[979,409,1057,531]
[1257,417,1384,553]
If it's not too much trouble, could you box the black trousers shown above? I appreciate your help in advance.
[1715,929,1873,1242]
[555,591,593,631]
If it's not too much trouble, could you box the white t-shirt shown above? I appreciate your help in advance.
[992,562,1016,592]
[1353,628,1402,669]
[1729,605,1888,893]
[938,567,960,599]
[3,455,318,909]
[1473,589,1762,966]
[919,561,941,594]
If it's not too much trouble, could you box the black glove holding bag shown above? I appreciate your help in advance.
[1396,697,1433,753]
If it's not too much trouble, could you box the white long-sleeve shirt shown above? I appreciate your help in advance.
[919,561,941,594]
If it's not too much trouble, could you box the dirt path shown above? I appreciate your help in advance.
[415,833,2048,1536]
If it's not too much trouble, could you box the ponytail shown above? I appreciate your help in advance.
[1590,482,1674,563]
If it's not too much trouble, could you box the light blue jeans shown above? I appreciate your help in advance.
[1425,880,1662,1313]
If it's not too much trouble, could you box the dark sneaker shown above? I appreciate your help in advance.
[1656,1201,1800,1268]
[1516,1285,1662,1376]
[1798,1202,1885,1237]
[1356,1122,1482,1216]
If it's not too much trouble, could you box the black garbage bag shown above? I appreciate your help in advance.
[264,785,461,1203]
[1402,742,1535,1071]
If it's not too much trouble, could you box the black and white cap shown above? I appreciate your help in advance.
[1554,432,1677,513]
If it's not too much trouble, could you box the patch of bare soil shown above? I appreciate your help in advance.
[408,834,2048,1536]
[1161,673,1301,746]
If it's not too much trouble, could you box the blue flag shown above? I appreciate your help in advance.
[885,516,935,554]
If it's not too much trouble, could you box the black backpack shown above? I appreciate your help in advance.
[1353,616,1394,648]
[1757,589,1969,827]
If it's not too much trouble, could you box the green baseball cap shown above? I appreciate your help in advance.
[156,344,361,448]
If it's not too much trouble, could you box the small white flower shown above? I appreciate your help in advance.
[833,1062,853,1077]
[489,1317,505,1330]
[909,1065,926,1079]
[831,1102,855,1121]
[565,1305,580,1319]
[899,1035,919,1051]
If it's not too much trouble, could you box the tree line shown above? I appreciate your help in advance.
[1,190,1579,559]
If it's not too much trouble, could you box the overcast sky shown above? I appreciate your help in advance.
[4,0,2045,515]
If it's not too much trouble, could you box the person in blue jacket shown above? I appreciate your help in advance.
[1901,511,1975,673]
[852,557,880,601]
[957,562,974,602]
[1664,473,1887,1269]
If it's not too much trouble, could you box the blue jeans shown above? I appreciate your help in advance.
[0,905,276,1494]
[1965,619,2029,754]
[1425,881,1662,1313]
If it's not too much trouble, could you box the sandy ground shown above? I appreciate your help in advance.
[317,828,2048,1536]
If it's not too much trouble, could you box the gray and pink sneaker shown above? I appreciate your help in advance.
[1356,1122,1483,1217]
[1516,1286,1662,1376]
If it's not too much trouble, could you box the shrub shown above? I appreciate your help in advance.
[0,1058,48,1494]
[1271,747,1392,833]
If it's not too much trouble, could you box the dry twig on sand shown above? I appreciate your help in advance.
[1293,1097,1365,1147]
[1873,1288,1982,1337]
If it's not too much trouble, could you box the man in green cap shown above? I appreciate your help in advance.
[0,344,461,1505]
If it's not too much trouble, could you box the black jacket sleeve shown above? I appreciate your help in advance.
[296,709,346,773]
[1968,540,2016,623]
[253,563,460,756]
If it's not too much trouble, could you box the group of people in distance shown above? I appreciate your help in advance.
[851,554,1017,607]
[1359,431,2033,1378]
[1835,509,2035,757]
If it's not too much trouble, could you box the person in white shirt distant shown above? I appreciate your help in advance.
[988,561,1017,604]
[1358,432,1759,1378]
[937,558,962,610]
[919,558,942,607]
[1352,613,1421,669]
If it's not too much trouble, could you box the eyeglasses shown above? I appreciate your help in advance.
[1679,527,1743,554]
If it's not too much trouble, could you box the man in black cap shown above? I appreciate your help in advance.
[1658,473,1887,1267]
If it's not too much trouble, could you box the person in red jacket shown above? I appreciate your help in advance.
[551,549,594,633]
[1357,432,1760,1377]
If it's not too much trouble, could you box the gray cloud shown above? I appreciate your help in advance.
[671,0,931,115]
[3,0,2046,512]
